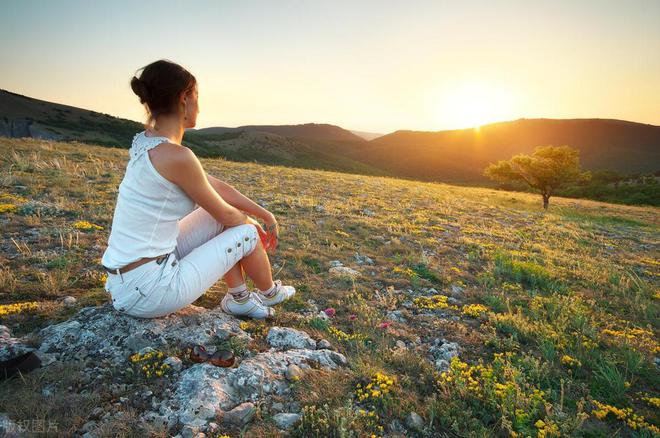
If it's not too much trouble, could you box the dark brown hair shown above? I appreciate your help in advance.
[130,59,196,128]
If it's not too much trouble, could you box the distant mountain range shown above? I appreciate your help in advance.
[2,88,658,183]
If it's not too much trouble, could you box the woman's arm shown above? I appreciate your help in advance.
[206,173,279,251]
[161,148,248,227]
[206,174,272,220]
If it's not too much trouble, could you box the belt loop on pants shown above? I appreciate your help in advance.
[156,252,171,266]
[115,267,124,284]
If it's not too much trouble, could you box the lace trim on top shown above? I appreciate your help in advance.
[129,131,173,161]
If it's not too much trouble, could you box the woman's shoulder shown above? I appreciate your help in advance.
[147,142,195,186]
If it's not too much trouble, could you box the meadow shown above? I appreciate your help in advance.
[0,136,658,437]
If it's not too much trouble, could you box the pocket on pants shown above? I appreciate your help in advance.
[107,261,168,314]
[111,284,145,314]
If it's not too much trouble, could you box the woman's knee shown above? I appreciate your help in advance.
[236,223,260,256]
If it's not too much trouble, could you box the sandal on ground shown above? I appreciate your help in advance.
[189,345,235,368]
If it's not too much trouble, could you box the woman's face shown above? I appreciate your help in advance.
[182,83,199,128]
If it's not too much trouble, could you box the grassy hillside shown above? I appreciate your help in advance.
[0,136,658,436]
[354,118,660,183]
[3,89,659,206]
[195,122,367,142]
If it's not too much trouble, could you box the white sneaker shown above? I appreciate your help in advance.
[256,279,296,306]
[220,292,274,319]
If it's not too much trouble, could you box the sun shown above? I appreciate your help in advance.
[434,81,516,130]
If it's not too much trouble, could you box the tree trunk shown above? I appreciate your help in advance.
[542,194,550,210]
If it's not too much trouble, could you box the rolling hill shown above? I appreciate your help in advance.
[346,118,660,183]
[1,88,658,188]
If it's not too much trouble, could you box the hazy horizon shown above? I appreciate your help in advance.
[1,0,659,133]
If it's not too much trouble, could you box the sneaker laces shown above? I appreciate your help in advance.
[264,280,282,298]
[250,291,265,305]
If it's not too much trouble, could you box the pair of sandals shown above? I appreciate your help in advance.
[189,345,235,367]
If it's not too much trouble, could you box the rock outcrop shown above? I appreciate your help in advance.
[1,303,347,435]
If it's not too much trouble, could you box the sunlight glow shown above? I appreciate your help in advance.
[434,81,518,130]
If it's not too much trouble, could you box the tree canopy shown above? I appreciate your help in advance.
[484,145,591,209]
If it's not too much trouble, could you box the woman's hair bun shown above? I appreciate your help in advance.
[130,75,150,104]
[130,60,197,127]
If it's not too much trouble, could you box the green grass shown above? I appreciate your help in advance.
[0,136,658,437]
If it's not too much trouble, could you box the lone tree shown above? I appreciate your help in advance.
[484,145,591,209]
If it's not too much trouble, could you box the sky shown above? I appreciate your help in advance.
[1,0,659,134]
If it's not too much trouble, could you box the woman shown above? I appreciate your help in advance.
[101,59,295,319]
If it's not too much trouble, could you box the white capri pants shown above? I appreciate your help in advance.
[104,206,260,318]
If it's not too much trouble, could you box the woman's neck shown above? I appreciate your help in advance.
[147,117,185,144]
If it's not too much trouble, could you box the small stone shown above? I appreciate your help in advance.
[450,284,464,296]
[81,420,97,433]
[181,425,202,438]
[273,412,302,430]
[206,422,219,434]
[328,260,343,268]
[395,340,407,350]
[62,296,77,307]
[164,356,183,371]
[317,339,332,350]
[41,385,54,397]
[222,402,256,427]
[271,402,285,412]
[285,364,303,381]
[405,412,424,431]
[328,266,360,277]
[267,327,317,350]
[435,359,450,372]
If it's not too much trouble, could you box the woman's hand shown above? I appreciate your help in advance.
[261,211,279,252]
[245,216,269,248]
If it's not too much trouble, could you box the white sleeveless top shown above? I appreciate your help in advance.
[100,130,197,269]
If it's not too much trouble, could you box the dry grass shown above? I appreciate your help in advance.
[0,136,658,437]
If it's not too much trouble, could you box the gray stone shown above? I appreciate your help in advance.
[164,356,183,371]
[0,324,35,361]
[328,260,343,268]
[181,425,203,438]
[221,402,256,427]
[328,266,360,277]
[405,412,424,431]
[81,421,97,433]
[267,327,316,350]
[354,252,374,265]
[435,359,450,372]
[36,303,248,366]
[16,302,349,430]
[317,339,332,350]
[141,411,171,430]
[62,296,77,307]
[273,412,302,430]
[161,349,346,427]
[386,310,407,323]
[285,363,303,381]
[429,339,460,371]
